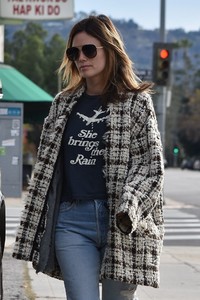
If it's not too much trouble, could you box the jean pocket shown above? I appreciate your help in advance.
[59,200,75,212]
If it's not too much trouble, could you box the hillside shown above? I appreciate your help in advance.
[4,11,200,72]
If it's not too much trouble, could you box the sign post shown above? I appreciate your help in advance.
[0,25,4,63]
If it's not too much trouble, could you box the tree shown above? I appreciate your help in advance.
[43,33,66,96]
[178,89,200,156]
[5,22,66,95]
[165,38,200,163]
[5,22,47,88]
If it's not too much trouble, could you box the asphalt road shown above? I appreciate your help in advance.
[164,168,200,207]
[164,168,200,247]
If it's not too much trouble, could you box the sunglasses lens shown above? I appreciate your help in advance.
[66,44,98,61]
[66,47,79,61]
[82,45,97,58]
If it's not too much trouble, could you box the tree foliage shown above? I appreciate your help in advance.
[178,90,200,156]
[166,38,200,161]
[5,22,66,96]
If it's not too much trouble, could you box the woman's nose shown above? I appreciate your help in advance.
[78,50,87,61]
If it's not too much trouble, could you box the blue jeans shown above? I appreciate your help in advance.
[55,199,137,300]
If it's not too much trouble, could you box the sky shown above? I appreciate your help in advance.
[75,0,200,32]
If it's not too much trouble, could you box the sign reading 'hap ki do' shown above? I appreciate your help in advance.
[0,0,74,20]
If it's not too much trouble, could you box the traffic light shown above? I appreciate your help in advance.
[173,145,179,156]
[152,42,173,86]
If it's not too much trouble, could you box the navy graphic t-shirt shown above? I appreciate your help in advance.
[61,93,109,201]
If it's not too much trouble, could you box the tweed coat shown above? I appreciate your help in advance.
[13,86,164,288]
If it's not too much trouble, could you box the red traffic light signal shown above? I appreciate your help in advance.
[160,49,169,59]
[152,43,173,86]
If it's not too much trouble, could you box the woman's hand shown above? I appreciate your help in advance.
[116,212,132,234]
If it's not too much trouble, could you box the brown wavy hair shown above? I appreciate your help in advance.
[59,15,153,102]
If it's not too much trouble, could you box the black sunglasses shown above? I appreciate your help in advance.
[66,44,103,61]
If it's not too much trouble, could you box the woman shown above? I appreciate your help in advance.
[13,15,164,300]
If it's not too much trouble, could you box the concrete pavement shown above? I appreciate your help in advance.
[3,195,200,300]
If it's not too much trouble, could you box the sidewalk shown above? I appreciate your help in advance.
[4,195,200,300]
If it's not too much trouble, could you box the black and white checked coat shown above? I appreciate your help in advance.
[13,86,164,288]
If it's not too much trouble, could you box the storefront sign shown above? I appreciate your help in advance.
[0,0,74,20]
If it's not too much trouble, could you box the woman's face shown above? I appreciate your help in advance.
[72,31,106,83]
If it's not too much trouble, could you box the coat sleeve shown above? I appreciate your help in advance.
[12,94,61,261]
[116,93,164,234]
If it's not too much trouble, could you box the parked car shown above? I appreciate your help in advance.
[193,159,200,170]
[181,157,200,170]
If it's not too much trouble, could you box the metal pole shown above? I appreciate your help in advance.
[0,25,4,63]
[160,0,166,42]
[156,0,166,153]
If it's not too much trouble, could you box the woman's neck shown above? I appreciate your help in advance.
[86,79,104,96]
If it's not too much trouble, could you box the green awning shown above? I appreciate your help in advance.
[0,63,54,123]
[0,63,53,102]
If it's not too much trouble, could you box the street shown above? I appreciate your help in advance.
[137,168,200,300]
[6,168,200,248]
[164,168,200,207]
[164,168,200,247]
[3,168,200,299]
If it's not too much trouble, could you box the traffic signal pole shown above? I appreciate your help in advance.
[156,0,167,154]
[160,0,166,43]
[152,3,174,159]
